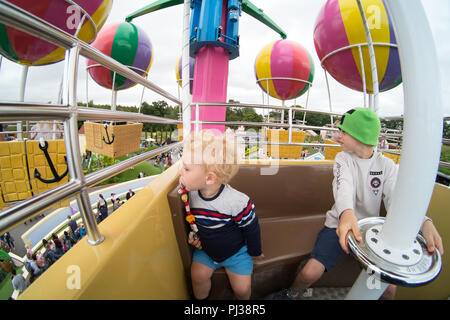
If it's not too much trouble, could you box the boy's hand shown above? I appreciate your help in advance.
[337,209,362,254]
[421,220,444,255]
[188,232,202,250]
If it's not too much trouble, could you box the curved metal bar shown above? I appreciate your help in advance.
[356,0,379,113]
[320,42,397,66]
[256,77,313,86]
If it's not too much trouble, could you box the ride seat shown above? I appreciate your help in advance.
[167,164,376,299]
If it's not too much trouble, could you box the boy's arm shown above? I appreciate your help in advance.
[421,220,444,255]
[337,209,362,254]
[333,153,360,253]
[333,153,355,220]
[234,201,262,257]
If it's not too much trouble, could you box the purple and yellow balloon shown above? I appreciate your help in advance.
[0,0,112,66]
[254,39,314,101]
[313,0,401,93]
[87,22,153,90]
[175,56,195,94]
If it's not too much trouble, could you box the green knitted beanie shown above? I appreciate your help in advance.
[338,108,381,146]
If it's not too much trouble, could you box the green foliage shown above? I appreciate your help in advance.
[443,121,450,139]
[140,100,178,134]
[78,100,178,137]
[269,105,336,131]
[439,145,450,175]
[226,106,263,130]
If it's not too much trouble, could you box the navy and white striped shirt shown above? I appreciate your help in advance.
[189,184,262,262]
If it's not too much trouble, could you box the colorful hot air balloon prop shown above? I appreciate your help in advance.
[175,55,195,94]
[313,0,401,93]
[254,39,315,101]
[0,0,112,66]
[87,21,153,91]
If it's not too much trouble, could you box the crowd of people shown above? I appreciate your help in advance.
[95,190,135,223]
[10,216,86,296]
[9,188,139,297]
[153,152,174,171]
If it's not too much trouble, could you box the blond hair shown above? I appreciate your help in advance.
[184,130,239,184]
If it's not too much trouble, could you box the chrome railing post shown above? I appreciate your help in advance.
[356,0,379,114]
[64,45,104,245]
[195,103,200,132]
[357,45,368,107]
[288,107,292,144]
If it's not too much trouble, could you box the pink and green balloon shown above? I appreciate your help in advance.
[87,21,153,91]
[0,0,112,66]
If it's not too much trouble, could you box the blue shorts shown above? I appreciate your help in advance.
[192,245,253,276]
[310,227,344,271]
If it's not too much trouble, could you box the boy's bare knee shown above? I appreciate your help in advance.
[191,270,211,284]
[191,263,213,284]
[233,282,251,300]
[380,284,397,300]
[298,259,325,284]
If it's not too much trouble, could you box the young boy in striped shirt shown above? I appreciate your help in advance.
[179,130,264,300]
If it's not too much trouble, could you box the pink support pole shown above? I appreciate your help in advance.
[191,46,229,133]
[191,0,229,134]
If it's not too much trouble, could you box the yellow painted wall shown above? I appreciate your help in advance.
[396,183,450,300]
[19,163,189,300]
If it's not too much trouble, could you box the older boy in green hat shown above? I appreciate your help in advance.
[272,108,443,300]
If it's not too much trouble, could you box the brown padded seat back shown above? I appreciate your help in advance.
[167,164,368,299]
[227,165,335,219]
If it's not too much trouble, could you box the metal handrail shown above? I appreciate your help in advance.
[0,103,179,124]
[192,102,343,116]
[191,119,340,132]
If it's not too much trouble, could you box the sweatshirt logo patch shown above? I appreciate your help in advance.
[370,177,381,195]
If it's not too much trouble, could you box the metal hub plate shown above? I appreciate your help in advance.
[348,217,442,287]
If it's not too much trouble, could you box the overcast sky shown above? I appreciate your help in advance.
[0,0,449,118]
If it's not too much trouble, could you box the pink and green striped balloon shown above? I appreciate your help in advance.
[254,39,314,101]
[87,22,153,91]
[0,0,112,66]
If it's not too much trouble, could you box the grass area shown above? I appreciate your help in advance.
[94,146,163,186]
[0,266,23,300]
[439,145,450,175]
[97,161,162,186]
